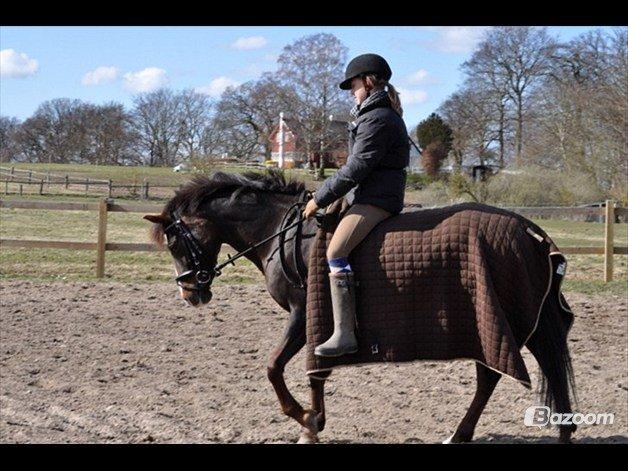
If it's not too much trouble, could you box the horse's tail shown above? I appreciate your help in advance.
[526,254,578,413]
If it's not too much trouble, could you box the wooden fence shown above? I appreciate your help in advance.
[0,166,182,200]
[0,198,626,282]
[0,163,264,200]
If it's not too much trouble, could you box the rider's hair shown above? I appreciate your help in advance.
[363,74,403,117]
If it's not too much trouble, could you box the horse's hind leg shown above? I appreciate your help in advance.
[444,363,501,444]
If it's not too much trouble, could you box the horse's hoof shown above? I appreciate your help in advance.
[297,410,319,444]
[442,433,470,444]
[297,431,319,444]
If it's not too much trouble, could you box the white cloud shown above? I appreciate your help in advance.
[0,49,39,78]
[195,76,240,97]
[231,36,267,50]
[403,68,439,86]
[424,27,489,54]
[82,66,119,86]
[397,87,428,105]
[123,67,168,93]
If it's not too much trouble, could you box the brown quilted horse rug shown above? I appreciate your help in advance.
[305,198,574,387]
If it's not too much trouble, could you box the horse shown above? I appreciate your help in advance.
[143,169,577,444]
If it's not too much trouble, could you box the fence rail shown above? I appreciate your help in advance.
[0,161,268,200]
[0,198,626,281]
[0,166,182,200]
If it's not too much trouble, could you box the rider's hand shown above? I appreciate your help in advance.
[303,198,319,219]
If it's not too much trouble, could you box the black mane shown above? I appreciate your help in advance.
[164,168,306,216]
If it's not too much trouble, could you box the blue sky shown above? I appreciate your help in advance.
[0,26,610,129]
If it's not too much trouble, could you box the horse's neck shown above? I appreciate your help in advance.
[219,194,317,275]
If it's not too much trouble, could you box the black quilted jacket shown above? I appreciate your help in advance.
[313,93,409,214]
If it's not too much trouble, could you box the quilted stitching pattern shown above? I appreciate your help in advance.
[305,199,562,386]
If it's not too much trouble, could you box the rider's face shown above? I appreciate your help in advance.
[350,77,368,105]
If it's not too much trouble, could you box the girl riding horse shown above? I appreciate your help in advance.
[302,53,410,357]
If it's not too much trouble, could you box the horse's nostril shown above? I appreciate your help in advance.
[199,291,212,304]
[181,289,199,305]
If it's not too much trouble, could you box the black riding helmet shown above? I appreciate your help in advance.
[339,53,392,90]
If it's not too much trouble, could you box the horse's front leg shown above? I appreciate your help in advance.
[303,371,331,441]
[266,308,319,442]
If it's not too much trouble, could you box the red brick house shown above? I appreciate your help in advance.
[268,114,349,169]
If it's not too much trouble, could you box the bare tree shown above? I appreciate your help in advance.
[130,89,185,167]
[463,27,557,166]
[9,100,137,165]
[275,33,353,172]
[209,85,265,161]
[89,103,137,165]
[11,98,86,164]
[527,28,627,191]
[439,87,500,169]
[210,74,294,161]
[178,89,213,161]
[0,116,21,163]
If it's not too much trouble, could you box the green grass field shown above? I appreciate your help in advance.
[0,162,626,295]
[0,162,337,188]
[1,203,626,295]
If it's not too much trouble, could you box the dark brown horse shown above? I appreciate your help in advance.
[144,169,577,444]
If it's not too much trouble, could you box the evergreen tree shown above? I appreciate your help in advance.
[415,113,453,152]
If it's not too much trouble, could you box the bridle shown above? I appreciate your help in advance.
[164,210,216,293]
[164,189,314,294]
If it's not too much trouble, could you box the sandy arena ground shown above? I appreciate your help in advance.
[0,280,626,444]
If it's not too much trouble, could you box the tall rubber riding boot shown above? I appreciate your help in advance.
[314,271,358,357]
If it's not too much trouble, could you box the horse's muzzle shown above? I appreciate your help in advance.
[181,287,213,306]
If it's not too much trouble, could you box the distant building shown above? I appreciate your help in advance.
[268,113,425,172]
[441,160,502,180]
[268,118,302,165]
[268,114,348,169]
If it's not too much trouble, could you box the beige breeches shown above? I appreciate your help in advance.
[326,203,393,261]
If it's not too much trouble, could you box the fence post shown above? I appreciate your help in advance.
[604,199,615,283]
[19,184,23,196]
[143,180,149,200]
[108,179,113,198]
[65,174,69,189]
[28,170,32,182]
[39,179,44,195]
[10,167,14,180]
[96,198,109,279]
[85,177,90,194]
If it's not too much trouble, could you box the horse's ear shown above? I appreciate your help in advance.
[143,214,168,224]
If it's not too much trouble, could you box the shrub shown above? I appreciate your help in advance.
[484,166,607,206]
[421,142,448,178]
[406,172,432,190]
[409,165,612,208]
